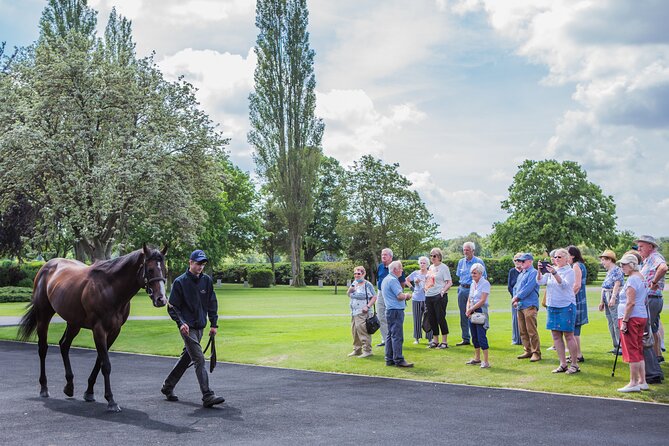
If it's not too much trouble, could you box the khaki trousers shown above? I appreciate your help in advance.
[518,306,541,356]
[351,313,372,353]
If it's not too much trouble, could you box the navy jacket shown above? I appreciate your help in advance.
[167,269,219,330]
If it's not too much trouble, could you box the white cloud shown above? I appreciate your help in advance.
[159,47,257,160]
[316,89,426,162]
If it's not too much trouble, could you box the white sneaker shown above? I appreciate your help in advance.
[347,351,361,357]
[617,385,641,393]
[639,383,650,391]
[359,351,373,358]
[480,362,490,368]
[413,340,419,344]
[547,346,556,351]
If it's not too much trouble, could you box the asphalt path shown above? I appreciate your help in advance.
[1,340,668,446]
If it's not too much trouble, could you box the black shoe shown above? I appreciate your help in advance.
[203,394,225,408]
[396,361,414,368]
[658,355,665,363]
[377,342,385,347]
[161,387,178,402]
[385,362,395,366]
[456,341,471,346]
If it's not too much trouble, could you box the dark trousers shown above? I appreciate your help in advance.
[458,286,471,342]
[385,309,405,364]
[163,328,213,399]
[425,294,449,336]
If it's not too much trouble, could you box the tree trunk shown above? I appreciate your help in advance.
[74,241,89,262]
[289,229,305,287]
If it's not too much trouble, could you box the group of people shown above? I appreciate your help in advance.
[346,237,667,392]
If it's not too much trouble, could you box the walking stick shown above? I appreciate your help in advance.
[611,334,621,377]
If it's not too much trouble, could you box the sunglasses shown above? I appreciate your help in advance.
[430,254,439,258]
[514,259,522,262]
[354,272,363,275]
[553,255,563,259]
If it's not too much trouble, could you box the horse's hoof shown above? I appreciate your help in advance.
[64,383,74,397]
[39,389,50,398]
[83,392,95,402]
[107,403,121,413]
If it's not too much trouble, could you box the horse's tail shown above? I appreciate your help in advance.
[17,264,49,341]
[17,303,38,341]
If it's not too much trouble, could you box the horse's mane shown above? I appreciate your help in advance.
[90,250,143,275]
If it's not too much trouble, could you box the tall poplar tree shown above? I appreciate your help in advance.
[249,0,324,286]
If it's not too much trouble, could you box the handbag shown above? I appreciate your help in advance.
[422,308,431,332]
[470,312,486,325]
[363,282,380,334]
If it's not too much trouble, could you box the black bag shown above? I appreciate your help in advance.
[421,309,431,333]
[364,282,381,334]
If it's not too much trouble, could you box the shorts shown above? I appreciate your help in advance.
[619,317,646,363]
[546,304,576,332]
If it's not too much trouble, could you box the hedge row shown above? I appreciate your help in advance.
[0,286,33,303]
[0,261,44,288]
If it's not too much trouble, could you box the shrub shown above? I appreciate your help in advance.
[0,286,33,303]
[248,269,273,288]
[583,256,599,285]
[0,263,25,287]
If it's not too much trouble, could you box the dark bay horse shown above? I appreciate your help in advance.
[18,244,168,412]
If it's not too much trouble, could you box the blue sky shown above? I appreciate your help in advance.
[2,0,668,239]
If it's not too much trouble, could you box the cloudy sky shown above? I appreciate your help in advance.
[2,0,668,239]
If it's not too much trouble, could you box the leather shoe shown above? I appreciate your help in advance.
[376,342,385,347]
[161,387,178,402]
[203,394,225,408]
[456,341,470,346]
[517,352,532,359]
[530,353,542,362]
[396,361,414,368]
[385,362,395,366]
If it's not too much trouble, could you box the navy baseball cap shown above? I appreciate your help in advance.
[190,249,208,262]
[517,253,534,261]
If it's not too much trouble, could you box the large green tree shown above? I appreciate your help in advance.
[490,159,617,253]
[0,0,226,261]
[340,155,438,273]
[303,156,346,261]
[248,0,324,286]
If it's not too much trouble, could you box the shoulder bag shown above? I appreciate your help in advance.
[364,282,381,334]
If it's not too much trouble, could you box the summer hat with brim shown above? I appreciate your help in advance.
[634,235,659,248]
[598,249,617,262]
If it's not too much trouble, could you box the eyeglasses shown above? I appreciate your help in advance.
[195,261,207,266]
[553,255,563,259]
[430,254,439,258]
[354,272,363,275]
[513,259,522,262]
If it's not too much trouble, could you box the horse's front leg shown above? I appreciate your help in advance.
[59,323,81,397]
[86,327,121,408]
[91,325,120,412]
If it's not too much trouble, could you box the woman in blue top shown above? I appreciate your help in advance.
[405,256,432,344]
[598,249,624,353]
[567,245,587,363]
[616,254,649,392]
[465,264,491,368]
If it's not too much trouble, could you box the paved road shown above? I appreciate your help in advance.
[1,341,668,445]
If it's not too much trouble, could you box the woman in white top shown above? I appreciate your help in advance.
[616,254,649,393]
[346,266,378,358]
[537,248,580,374]
[424,248,452,349]
[405,256,432,344]
[465,264,491,368]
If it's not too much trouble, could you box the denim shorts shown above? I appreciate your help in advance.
[546,304,576,332]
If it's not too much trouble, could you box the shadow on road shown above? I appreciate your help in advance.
[33,397,198,434]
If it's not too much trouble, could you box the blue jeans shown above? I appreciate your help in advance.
[385,309,405,364]
[458,286,471,342]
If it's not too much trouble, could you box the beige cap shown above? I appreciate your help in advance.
[619,254,639,267]
[598,249,617,262]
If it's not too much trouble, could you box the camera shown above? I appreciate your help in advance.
[538,260,550,274]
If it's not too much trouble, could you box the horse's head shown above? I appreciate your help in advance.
[142,243,168,307]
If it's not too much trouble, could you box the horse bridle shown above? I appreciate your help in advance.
[143,258,167,297]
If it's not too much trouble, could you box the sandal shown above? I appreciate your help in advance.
[552,365,568,373]
[427,342,438,349]
[566,365,580,375]
[466,359,481,365]
[438,343,449,349]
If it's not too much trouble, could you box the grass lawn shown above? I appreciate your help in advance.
[1,284,667,403]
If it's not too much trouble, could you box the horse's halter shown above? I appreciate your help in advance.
[143,257,167,297]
